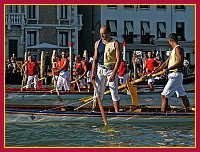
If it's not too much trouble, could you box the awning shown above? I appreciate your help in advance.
[158,23,166,33]
[27,43,66,49]
[142,22,150,34]
[126,22,134,33]
[109,21,117,32]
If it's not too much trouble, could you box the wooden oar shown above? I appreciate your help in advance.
[75,80,81,92]
[80,84,126,103]
[52,72,62,102]
[126,78,139,106]
[130,70,165,85]
[91,79,111,131]
[81,71,165,103]
[71,79,81,92]
[20,73,25,92]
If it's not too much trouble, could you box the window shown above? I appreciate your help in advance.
[106,20,117,36]
[124,21,134,43]
[59,32,68,47]
[176,22,185,41]
[125,21,134,35]
[107,5,117,8]
[157,22,166,38]
[7,5,19,13]
[141,21,150,35]
[175,5,186,10]
[141,21,152,44]
[140,5,150,9]
[59,5,67,19]
[124,5,134,8]
[27,31,36,46]
[27,5,36,19]
[156,5,166,9]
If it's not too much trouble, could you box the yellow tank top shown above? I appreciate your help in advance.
[168,45,183,72]
[104,39,116,68]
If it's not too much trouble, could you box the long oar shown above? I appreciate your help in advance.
[92,79,111,131]
[21,73,26,92]
[52,72,63,102]
[126,78,139,106]
[130,70,165,85]
[81,71,165,103]
[80,84,126,103]
[75,79,81,92]
[74,99,93,111]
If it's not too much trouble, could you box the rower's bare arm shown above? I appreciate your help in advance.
[112,40,121,75]
[154,57,170,73]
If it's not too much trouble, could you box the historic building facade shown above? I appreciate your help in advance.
[5,5,83,60]
[78,5,195,64]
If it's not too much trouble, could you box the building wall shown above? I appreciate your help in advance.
[5,5,83,60]
[98,5,195,64]
[39,6,57,24]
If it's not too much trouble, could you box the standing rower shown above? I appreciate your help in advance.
[91,25,121,112]
[153,33,190,112]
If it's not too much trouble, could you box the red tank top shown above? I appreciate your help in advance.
[75,62,82,75]
[60,58,68,71]
[27,61,38,76]
[146,58,155,74]
[81,60,87,72]
[118,61,127,76]
[54,61,60,76]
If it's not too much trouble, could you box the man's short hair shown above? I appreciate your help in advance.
[168,33,178,43]
[101,25,111,33]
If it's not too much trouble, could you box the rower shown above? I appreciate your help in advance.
[22,55,39,90]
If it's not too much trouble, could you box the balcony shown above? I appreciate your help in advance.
[6,13,25,26]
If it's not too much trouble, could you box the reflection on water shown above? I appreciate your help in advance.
[5,114,195,147]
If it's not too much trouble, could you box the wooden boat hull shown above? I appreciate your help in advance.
[5,104,195,118]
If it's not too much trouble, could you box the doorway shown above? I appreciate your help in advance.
[9,40,18,59]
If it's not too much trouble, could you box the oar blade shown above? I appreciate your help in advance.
[102,123,113,132]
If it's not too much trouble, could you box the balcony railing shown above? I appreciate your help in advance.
[58,14,83,30]
[6,13,25,25]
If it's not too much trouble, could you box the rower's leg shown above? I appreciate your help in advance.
[113,101,119,112]
[180,95,190,112]
[149,82,154,92]
[87,82,91,92]
[161,95,168,113]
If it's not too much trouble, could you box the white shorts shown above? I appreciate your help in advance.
[161,72,186,98]
[118,73,129,84]
[94,66,120,101]
[87,70,91,83]
[57,70,70,91]
[148,77,155,84]
[26,75,38,89]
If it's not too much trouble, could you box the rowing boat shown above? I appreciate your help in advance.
[5,104,195,118]
[5,87,194,95]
